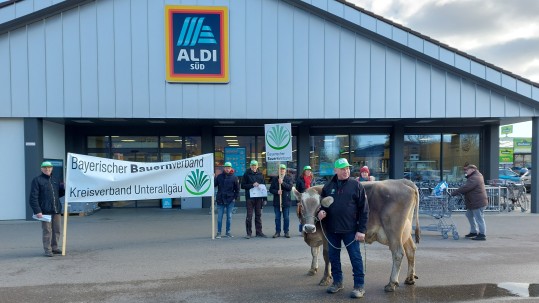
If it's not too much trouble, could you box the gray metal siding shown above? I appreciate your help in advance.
[0,0,537,120]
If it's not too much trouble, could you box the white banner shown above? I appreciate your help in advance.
[66,153,214,202]
[264,123,292,162]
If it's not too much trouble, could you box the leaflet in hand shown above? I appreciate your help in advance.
[32,214,52,222]
[249,184,268,198]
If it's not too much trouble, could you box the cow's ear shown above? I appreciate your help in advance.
[292,187,301,201]
[311,185,323,195]
[321,196,333,208]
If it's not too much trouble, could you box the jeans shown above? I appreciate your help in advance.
[42,214,61,253]
[273,205,290,233]
[466,206,486,235]
[217,202,235,234]
[326,231,365,287]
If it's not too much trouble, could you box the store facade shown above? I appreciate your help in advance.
[1,0,538,220]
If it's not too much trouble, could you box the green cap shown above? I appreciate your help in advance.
[303,165,312,171]
[334,158,352,169]
[41,161,53,167]
[223,162,232,167]
[279,164,286,169]
[250,160,258,166]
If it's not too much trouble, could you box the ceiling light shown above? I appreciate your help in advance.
[218,121,235,125]
[417,120,434,123]
[148,120,166,124]
[72,120,93,124]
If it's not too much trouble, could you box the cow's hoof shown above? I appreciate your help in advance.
[405,275,418,285]
[384,282,398,292]
[308,268,317,276]
[319,277,332,286]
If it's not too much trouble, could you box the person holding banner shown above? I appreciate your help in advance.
[269,164,294,238]
[29,161,65,257]
[241,160,267,239]
[214,162,240,238]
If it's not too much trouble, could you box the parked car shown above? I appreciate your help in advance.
[498,168,522,183]
[521,169,531,192]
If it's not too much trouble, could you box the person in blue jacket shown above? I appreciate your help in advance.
[318,158,369,299]
[269,164,294,238]
[214,162,240,238]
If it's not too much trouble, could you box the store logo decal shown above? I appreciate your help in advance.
[177,17,217,46]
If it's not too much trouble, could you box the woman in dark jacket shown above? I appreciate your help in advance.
[296,165,315,233]
[214,162,239,238]
[269,164,294,238]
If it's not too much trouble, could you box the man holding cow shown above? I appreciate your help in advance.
[317,158,369,299]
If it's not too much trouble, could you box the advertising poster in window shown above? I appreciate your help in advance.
[224,147,246,177]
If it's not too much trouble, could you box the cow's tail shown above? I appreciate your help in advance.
[413,184,421,243]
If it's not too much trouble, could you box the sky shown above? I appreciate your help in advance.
[347,0,536,138]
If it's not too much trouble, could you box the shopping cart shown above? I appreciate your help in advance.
[419,190,460,240]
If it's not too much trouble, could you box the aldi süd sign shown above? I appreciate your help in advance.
[165,6,229,83]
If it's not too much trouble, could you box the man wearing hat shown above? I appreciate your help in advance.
[269,164,294,238]
[241,160,267,238]
[450,164,488,241]
[214,162,240,238]
[29,161,65,257]
[317,158,369,298]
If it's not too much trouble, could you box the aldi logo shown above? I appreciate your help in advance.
[165,6,229,83]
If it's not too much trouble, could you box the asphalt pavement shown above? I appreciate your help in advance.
[1,206,539,303]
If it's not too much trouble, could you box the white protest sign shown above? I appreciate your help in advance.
[264,123,292,162]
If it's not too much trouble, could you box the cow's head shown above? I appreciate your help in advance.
[293,186,333,234]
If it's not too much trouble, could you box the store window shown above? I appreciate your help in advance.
[214,135,297,181]
[310,135,349,184]
[442,134,480,183]
[350,135,390,180]
[404,134,441,182]
[404,133,480,184]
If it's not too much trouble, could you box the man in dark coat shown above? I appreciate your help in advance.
[450,164,488,240]
[241,160,267,238]
[269,164,294,238]
[214,162,240,238]
[29,161,65,257]
[318,158,369,298]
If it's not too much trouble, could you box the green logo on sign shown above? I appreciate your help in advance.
[184,169,211,196]
[266,125,291,150]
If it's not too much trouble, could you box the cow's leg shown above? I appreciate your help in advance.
[308,245,319,275]
[319,242,332,286]
[385,239,405,292]
[403,236,419,285]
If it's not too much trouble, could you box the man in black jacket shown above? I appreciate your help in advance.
[241,160,267,238]
[29,161,65,257]
[318,158,369,299]
[214,162,240,238]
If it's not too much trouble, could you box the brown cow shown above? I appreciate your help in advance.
[294,179,420,292]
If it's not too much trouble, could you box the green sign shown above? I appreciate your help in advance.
[513,138,532,153]
[499,148,513,164]
[501,125,513,135]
